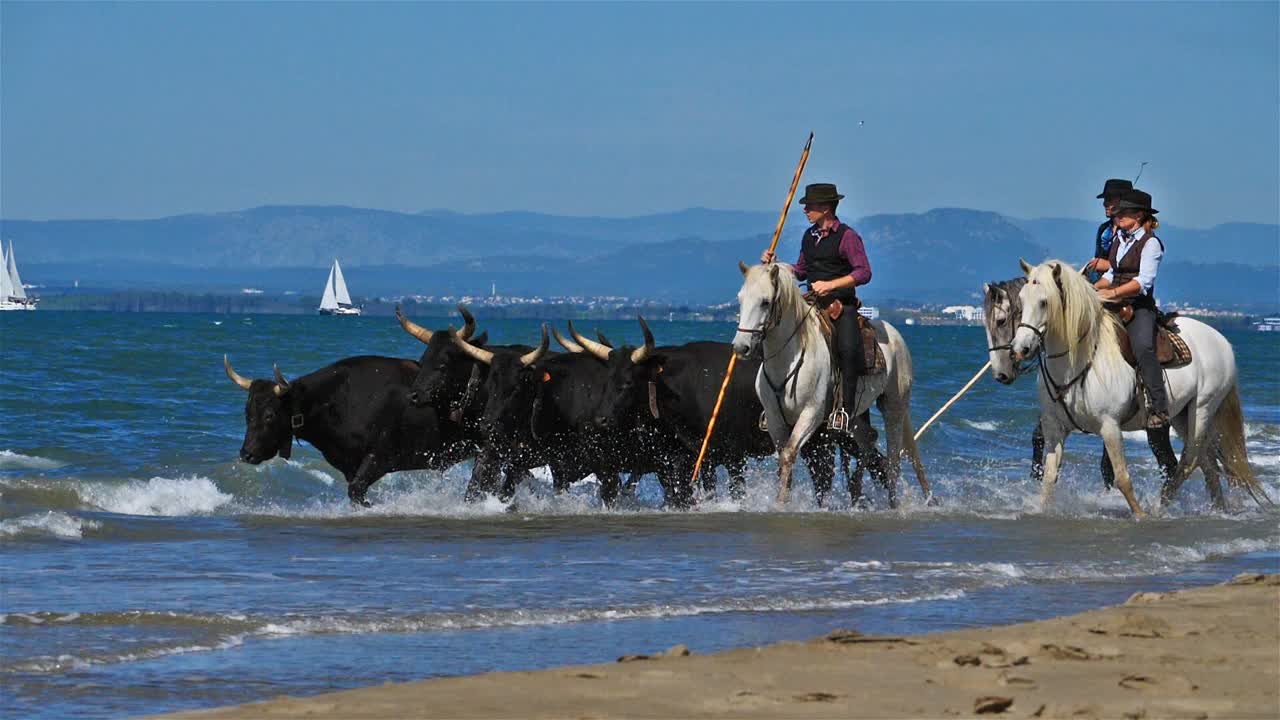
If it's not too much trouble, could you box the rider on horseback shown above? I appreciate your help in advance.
[1084,178,1132,283]
[1094,188,1171,432]
[760,182,876,443]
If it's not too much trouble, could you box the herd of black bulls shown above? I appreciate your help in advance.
[224,306,885,509]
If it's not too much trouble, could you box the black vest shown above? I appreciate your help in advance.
[1107,230,1162,310]
[800,223,857,300]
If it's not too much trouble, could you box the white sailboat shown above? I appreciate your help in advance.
[318,258,361,316]
[0,241,36,311]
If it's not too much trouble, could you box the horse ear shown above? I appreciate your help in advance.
[1019,258,1033,276]
[1052,263,1063,282]
[982,282,992,296]
[768,263,779,280]
[738,260,749,276]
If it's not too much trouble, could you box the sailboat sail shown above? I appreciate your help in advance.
[318,263,339,311]
[0,245,11,299]
[332,259,353,306]
[7,242,27,300]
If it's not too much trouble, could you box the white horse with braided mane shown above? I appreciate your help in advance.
[1010,259,1271,517]
[731,261,929,506]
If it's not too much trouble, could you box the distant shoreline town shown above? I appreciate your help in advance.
[20,286,1272,330]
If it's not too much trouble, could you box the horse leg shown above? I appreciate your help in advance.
[843,435,867,507]
[1200,451,1227,512]
[1038,422,1068,512]
[1030,422,1045,483]
[880,400,908,506]
[1159,403,1206,510]
[1100,420,1144,519]
[802,437,835,508]
[777,407,825,505]
[726,458,747,502]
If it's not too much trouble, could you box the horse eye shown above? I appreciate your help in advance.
[761,299,770,307]
[996,318,1006,327]
[1039,299,1048,308]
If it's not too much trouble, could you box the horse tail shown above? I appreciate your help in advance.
[1214,385,1273,508]
[900,395,932,501]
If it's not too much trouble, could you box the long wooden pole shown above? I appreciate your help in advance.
[689,132,814,490]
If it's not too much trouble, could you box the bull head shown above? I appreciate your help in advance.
[567,320,612,361]
[629,315,655,364]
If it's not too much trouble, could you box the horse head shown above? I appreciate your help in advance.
[982,277,1028,384]
[732,261,791,358]
[1012,259,1100,369]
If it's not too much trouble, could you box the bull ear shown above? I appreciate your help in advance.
[1019,258,1033,276]
[738,260,749,276]
[471,331,489,347]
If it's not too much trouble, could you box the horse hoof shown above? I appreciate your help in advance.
[924,494,940,507]
[350,497,372,509]
[851,495,872,512]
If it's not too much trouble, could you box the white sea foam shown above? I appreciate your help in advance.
[285,460,336,486]
[0,511,98,540]
[78,476,232,516]
[963,420,999,431]
[0,450,66,471]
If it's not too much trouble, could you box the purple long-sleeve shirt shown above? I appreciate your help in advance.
[792,218,872,286]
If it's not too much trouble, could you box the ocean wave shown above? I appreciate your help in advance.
[2,589,965,674]
[0,450,66,471]
[78,475,233,516]
[0,512,98,540]
[962,420,999,431]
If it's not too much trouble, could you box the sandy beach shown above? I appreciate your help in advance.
[153,573,1279,720]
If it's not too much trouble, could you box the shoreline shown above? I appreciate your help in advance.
[153,574,1279,719]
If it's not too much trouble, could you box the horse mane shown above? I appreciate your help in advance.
[748,263,821,355]
[1029,260,1125,375]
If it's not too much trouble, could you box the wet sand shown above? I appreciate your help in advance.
[155,574,1279,719]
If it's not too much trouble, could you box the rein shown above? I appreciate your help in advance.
[1016,272,1095,433]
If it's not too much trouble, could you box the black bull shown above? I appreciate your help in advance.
[563,319,883,508]
[223,354,474,506]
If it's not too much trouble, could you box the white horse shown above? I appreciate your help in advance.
[1010,259,1270,517]
[731,262,929,506]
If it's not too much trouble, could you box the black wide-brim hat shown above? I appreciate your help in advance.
[1096,178,1133,199]
[1113,188,1158,214]
[799,183,844,205]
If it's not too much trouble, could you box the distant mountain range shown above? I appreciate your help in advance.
[4,205,1277,308]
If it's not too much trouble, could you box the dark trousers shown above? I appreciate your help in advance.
[1127,306,1169,415]
[834,308,867,411]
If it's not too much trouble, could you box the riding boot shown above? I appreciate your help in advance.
[1129,306,1170,428]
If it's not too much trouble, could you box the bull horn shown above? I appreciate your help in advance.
[519,324,550,367]
[396,304,433,344]
[595,330,613,349]
[552,325,584,353]
[272,364,291,396]
[567,320,611,361]
[448,325,494,366]
[224,354,253,391]
[457,304,477,340]
[629,315,656,364]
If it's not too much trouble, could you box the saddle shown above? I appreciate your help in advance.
[804,292,885,376]
[1112,310,1193,369]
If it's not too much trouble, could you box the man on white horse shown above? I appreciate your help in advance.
[760,183,878,457]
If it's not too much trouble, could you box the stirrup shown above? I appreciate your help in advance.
[828,408,850,433]
[758,411,769,432]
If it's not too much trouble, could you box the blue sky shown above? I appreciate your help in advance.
[3,2,1277,227]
